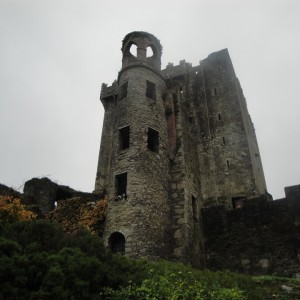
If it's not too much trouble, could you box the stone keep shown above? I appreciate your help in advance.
[94,31,267,265]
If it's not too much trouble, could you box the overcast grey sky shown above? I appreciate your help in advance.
[0,0,299,199]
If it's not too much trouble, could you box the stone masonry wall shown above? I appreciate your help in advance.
[102,65,172,259]
[167,74,205,267]
[202,186,300,276]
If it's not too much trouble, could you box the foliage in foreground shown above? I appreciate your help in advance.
[0,195,36,224]
[0,220,146,300]
[0,218,299,299]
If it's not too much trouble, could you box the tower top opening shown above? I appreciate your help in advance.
[121,31,162,71]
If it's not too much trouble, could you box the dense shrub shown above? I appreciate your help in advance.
[103,261,261,300]
[0,220,146,299]
[1,218,297,299]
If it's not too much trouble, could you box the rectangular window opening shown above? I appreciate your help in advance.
[189,116,194,124]
[147,128,159,153]
[218,113,222,120]
[146,80,156,100]
[222,137,226,145]
[115,172,127,198]
[119,126,130,150]
[120,82,128,99]
[192,195,197,220]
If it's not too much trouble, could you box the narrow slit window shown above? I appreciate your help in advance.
[120,81,128,99]
[222,137,226,145]
[147,128,159,153]
[115,172,127,198]
[213,88,217,96]
[119,126,130,150]
[146,80,156,100]
[218,113,222,120]
[189,116,194,124]
[226,160,230,168]
[192,195,197,220]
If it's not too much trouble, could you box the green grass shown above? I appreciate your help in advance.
[252,275,300,299]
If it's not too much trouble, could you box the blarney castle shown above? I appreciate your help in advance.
[94,31,268,266]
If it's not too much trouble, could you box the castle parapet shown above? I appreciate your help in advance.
[162,60,193,80]
[100,82,118,109]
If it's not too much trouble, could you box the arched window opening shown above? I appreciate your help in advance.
[146,46,154,57]
[108,232,125,254]
[129,43,138,57]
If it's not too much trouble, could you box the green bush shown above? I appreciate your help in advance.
[0,219,275,299]
[0,220,147,299]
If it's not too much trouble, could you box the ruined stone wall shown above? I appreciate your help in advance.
[161,60,205,266]
[165,88,203,266]
[189,50,266,207]
[23,177,100,216]
[0,183,21,198]
[94,83,118,194]
[234,77,267,195]
[161,49,267,209]
[202,186,300,276]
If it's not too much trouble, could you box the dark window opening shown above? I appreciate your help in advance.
[192,195,197,220]
[108,232,125,254]
[147,128,159,153]
[115,172,127,198]
[146,80,156,100]
[226,160,230,168]
[222,137,226,145]
[218,113,222,120]
[120,82,128,99]
[179,86,183,92]
[213,88,217,96]
[189,116,194,124]
[119,126,130,150]
[232,197,245,209]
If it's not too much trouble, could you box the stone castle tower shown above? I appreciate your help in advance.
[94,31,267,266]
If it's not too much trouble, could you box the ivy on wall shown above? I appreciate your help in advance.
[47,197,107,235]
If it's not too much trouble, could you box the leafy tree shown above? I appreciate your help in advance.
[0,196,36,224]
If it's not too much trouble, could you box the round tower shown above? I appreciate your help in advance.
[103,32,171,259]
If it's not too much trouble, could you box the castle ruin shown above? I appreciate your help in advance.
[94,31,268,266]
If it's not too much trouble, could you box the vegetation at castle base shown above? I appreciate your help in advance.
[0,219,146,300]
[46,197,107,235]
[0,217,299,299]
[0,195,36,224]
[102,263,255,300]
